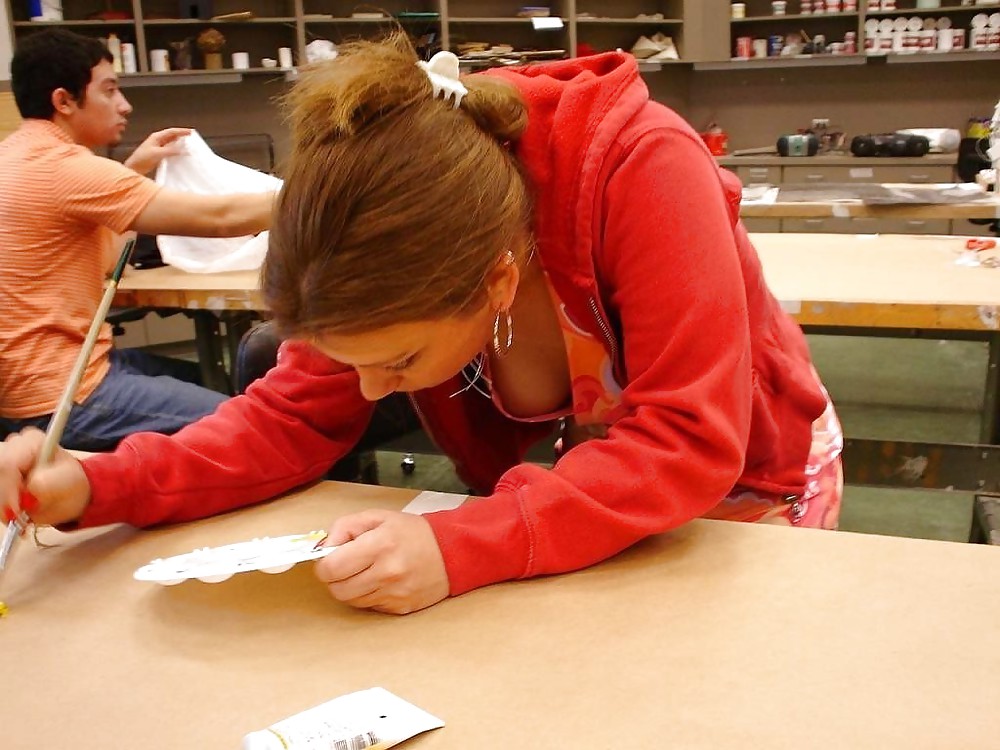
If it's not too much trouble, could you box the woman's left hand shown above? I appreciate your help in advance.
[315,509,449,614]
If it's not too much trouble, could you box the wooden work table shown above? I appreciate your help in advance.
[115,234,1000,332]
[719,154,959,168]
[1,481,999,749]
[111,233,1000,491]
[739,198,1000,220]
[757,233,1000,330]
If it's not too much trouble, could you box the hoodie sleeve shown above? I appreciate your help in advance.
[425,127,754,596]
[79,340,374,528]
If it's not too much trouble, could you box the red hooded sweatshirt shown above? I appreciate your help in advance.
[81,53,827,596]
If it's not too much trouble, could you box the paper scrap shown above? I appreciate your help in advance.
[402,491,467,515]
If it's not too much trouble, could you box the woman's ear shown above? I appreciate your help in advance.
[486,251,520,313]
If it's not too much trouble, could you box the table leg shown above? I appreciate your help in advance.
[982,332,1000,446]
[222,312,256,393]
[192,312,232,395]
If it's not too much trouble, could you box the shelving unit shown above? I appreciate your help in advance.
[5,0,999,86]
[730,11,860,22]
[2,0,694,84]
[865,3,996,16]
[725,0,1000,67]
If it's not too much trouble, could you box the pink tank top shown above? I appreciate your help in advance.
[488,275,625,427]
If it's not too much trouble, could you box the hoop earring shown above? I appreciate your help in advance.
[493,309,513,358]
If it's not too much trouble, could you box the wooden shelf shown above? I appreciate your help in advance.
[698,54,866,69]
[118,71,245,86]
[13,19,135,26]
[731,12,860,22]
[637,60,689,71]
[576,17,684,24]
[449,17,567,23]
[302,16,400,23]
[882,50,1000,63]
[142,17,297,25]
[865,4,991,15]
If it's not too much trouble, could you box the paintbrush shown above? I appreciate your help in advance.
[0,238,137,607]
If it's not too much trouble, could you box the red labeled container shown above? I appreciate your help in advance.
[700,125,729,156]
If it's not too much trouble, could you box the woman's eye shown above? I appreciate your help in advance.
[386,355,415,372]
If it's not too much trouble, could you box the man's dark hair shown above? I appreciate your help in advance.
[11,29,113,119]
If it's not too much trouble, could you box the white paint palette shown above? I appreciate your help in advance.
[133,530,335,586]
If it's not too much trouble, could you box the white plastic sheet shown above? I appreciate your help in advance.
[154,131,282,273]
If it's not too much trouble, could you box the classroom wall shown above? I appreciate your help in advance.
[122,77,293,169]
[0,90,19,138]
[118,62,999,165]
[0,0,11,83]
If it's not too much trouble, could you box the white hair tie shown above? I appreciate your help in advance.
[417,51,468,109]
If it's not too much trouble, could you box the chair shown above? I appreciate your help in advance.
[236,322,425,483]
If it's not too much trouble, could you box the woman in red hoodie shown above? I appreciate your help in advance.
[1,33,842,614]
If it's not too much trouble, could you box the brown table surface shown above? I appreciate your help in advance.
[1,480,999,749]
[740,186,1000,220]
[115,233,1000,331]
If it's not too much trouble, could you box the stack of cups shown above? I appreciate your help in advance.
[121,42,137,73]
[150,48,169,72]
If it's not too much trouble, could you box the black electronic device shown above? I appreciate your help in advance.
[850,133,931,158]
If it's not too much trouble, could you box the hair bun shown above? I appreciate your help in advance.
[284,32,527,150]
[461,76,528,143]
[284,33,426,150]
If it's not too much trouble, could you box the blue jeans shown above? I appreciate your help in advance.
[0,349,228,451]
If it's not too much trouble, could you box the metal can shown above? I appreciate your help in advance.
[768,34,784,56]
[736,36,753,57]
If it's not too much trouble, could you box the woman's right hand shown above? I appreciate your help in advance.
[0,428,92,527]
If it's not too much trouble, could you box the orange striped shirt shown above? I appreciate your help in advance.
[0,120,160,418]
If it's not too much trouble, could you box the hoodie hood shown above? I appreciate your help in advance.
[481,53,650,290]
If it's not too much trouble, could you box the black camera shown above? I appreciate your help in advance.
[850,133,931,158]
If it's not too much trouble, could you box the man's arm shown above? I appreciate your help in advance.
[129,189,275,237]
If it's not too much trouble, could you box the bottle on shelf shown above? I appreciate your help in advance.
[106,33,123,74]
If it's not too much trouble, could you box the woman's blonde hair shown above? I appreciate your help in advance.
[263,32,532,338]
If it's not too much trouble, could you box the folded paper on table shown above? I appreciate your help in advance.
[154,131,283,273]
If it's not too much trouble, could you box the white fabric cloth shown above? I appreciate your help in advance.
[154,131,282,273]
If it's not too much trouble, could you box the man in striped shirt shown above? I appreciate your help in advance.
[0,29,276,450]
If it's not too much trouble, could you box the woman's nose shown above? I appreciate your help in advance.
[356,369,400,401]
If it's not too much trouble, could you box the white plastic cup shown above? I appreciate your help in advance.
[232,51,250,69]
[121,42,137,73]
[150,49,170,72]
[277,46,294,68]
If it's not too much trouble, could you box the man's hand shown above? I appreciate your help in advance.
[0,429,91,527]
[314,510,449,615]
[123,127,192,176]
